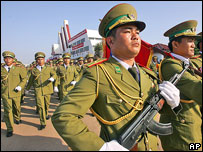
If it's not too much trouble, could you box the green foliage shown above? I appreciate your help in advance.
[94,42,103,58]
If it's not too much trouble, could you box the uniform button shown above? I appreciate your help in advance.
[140,93,144,97]
[180,119,185,123]
[118,99,122,103]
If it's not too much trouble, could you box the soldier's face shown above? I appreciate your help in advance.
[79,60,84,65]
[173,37,196,58]
[36,57,45,66]
[4,57,14,66]
[108,24,141,59]
[87,58,93,63]
[63,58,70,65]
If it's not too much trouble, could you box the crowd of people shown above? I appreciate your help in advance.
[1,3,202,151]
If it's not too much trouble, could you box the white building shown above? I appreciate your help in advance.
[51,20,102,60]
[67,29,102,59]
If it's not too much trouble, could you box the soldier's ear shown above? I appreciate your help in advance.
[106,37,114,49]
[172,41,179,49]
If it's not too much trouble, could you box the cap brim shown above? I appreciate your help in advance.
[4,55,14,58]
[112,20,146,33]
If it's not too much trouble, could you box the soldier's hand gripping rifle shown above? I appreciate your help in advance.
[118,62,190,150]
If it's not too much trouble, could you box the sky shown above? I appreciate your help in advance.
[1,1,202,64]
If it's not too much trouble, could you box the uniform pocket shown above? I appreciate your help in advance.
[106,95,122,106]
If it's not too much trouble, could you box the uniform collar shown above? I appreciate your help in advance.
[64,64,69,69]
[4,64,13,72]
[171,53,190,65]
[36,65,45,71]
[112,55,138,70]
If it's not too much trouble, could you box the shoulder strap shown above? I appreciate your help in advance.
[87,58,108,68]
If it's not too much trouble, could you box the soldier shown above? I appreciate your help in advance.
[54,53,79,102]
[86,53,94,63]
[26,52,56,130]
[159,20,202,151]
[191,32,202,73]
[149,56,159,75]
[1,51,27,137]
[76,57,84,73]
[57,58,64,66]
[51,3,180,151]
[84,59,88,64]
[70,59,74,66]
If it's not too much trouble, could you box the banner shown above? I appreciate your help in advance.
[102,38,153,67]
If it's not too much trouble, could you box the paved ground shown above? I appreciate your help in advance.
[1,89,163,151]
[1,89,100,151]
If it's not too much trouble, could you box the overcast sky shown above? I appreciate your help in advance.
[1,1,202,64]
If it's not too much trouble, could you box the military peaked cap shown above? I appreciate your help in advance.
[63,53,71,58]
[99,3,146,38]
[35,52,45,59]
[164,20,200,41]
[2,51,15,58]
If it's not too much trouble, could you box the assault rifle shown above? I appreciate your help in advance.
[118,62,190,150]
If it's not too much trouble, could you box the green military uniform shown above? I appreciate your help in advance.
[191,32,202,73]
[191,54,202,73]
[55,53,79,101]
[149,56,159,74]
[1,51,27,133]
[16,61,26,103]
[26,52,56,126]
[52,3,159,151]
[159,20,202,151]
[76,57,84,73]
[52,57,160,151]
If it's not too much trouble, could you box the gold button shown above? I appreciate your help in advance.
[180,119,185,123]
[140,93,144,97]
[118,99,122,103]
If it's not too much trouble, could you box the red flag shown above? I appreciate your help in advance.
[102,39,153,68]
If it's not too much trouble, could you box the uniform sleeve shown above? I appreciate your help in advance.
[50,67,57,80]
[18,67,28,89]
[51,67,105,151]
[161,60,202,105]
[26,71,34,90]
[54,67,60,87]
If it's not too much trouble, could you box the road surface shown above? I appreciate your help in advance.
[1,89,100,151]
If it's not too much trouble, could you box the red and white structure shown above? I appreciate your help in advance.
[51,20,102,60]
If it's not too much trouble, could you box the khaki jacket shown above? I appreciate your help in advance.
[52,57,160,151]
[55,65,79,93]
[159,56,202,151]
[1,65,27,99]
[26,66,56,95]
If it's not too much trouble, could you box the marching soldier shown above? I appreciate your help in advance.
[76,57,84,73]
[57,58,64,66]
[54,53,79,102]
[86,53,94,63]
[51,3,180,151]
[191,32,202,73]
[1,51,27,137]
[149,56,159,75]
[26,52,56,130]
[159,20,202,151]
[70,59,74,66]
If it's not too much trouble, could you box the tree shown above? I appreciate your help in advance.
[94,42,103,58]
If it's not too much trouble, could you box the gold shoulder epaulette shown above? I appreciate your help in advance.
[87,58,108,68]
